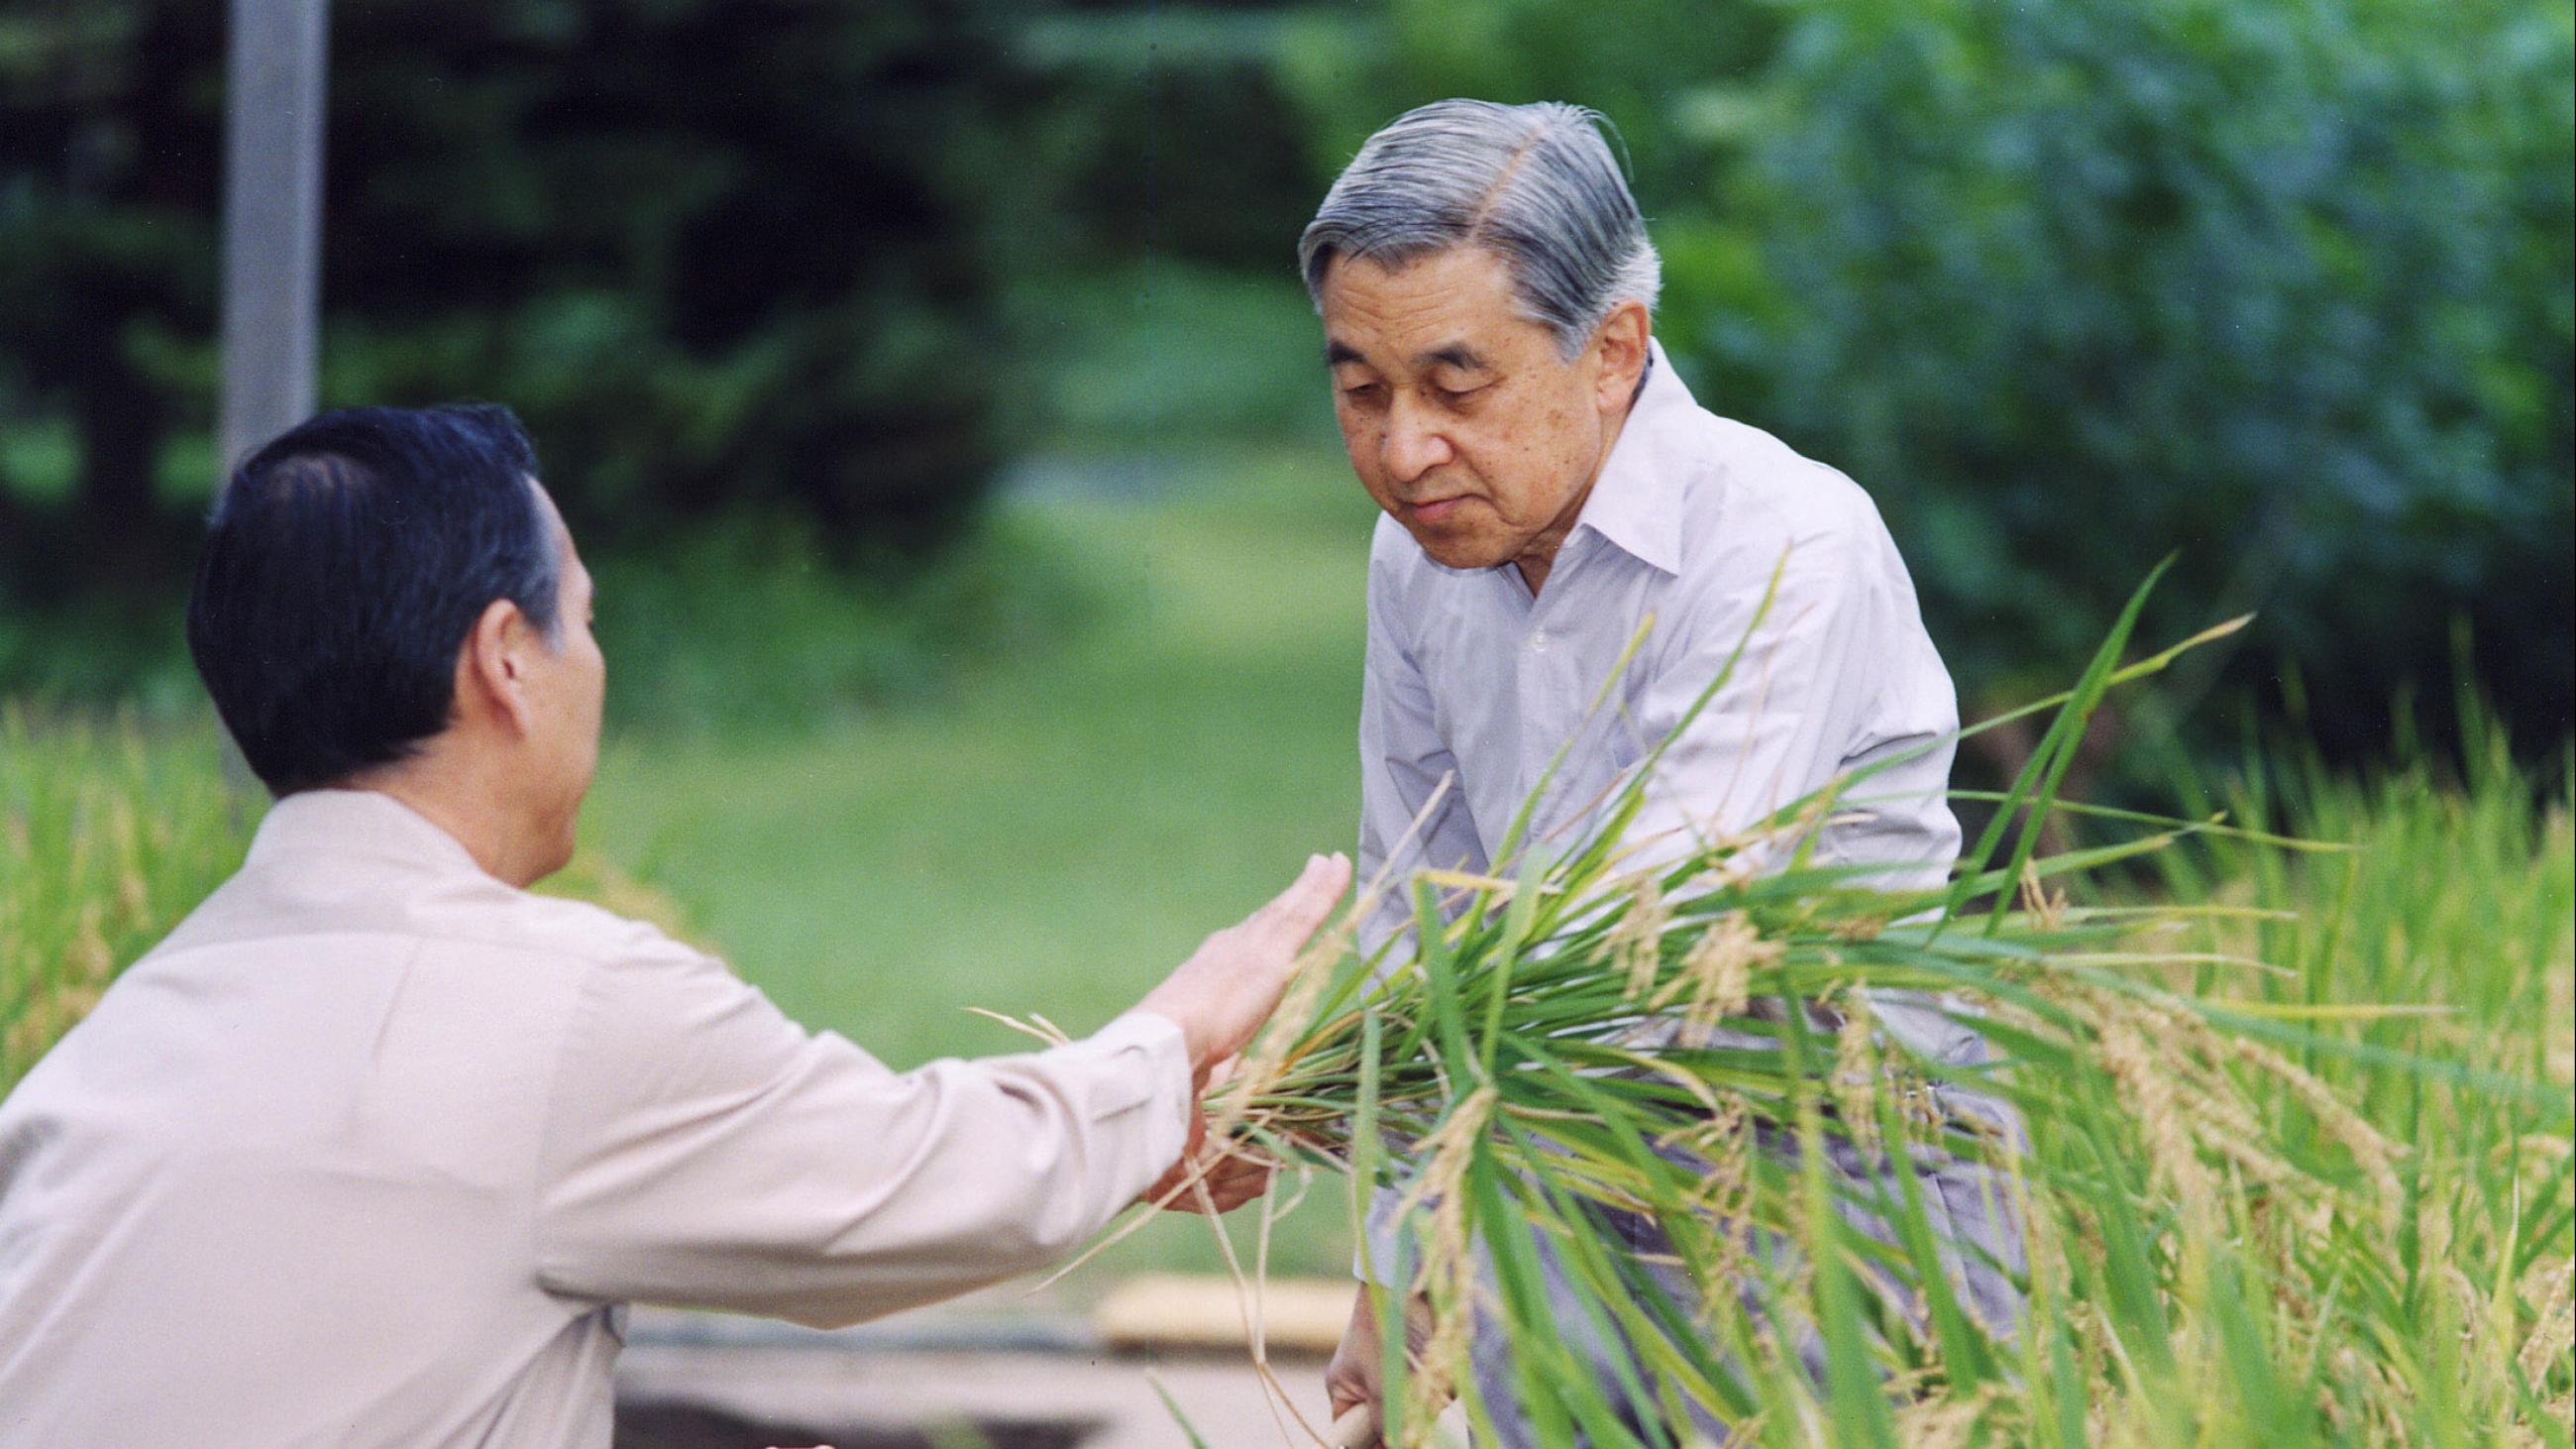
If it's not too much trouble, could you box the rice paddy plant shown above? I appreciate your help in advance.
[2135,701,2576,1448]
[1169,576,2574,1447]
[0,706,252,1094]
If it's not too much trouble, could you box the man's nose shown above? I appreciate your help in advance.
[1380,400,1455,484]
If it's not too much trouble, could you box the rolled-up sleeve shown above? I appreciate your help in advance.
[531,942,1192,1328]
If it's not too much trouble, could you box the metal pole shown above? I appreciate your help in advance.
[215,0,326,793]
[218,0,328,477]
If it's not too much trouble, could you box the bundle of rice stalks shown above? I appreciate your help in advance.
[1129,569,2572,1447]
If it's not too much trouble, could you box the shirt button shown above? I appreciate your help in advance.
[1530,630,1551,653]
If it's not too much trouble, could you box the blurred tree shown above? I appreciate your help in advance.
[313,0,1033,555]
[1002,4,1323,273]
[0,3,222,592]
[1680,0,2574,760]
[1264,0,1780,227]
[7,0,2566,761]
[2,0,1302,591]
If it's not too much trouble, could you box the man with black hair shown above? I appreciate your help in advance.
[0,403,1350,1446]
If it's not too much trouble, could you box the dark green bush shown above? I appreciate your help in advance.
[1681,0,2573,758]
[0,0,1198,572]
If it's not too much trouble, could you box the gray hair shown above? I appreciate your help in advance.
[1298,99,1662,359]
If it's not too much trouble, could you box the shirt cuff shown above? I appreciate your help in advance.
[1084,1010,1195,1169]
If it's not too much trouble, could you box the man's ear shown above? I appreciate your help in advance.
[1590,300,1652,414]
[454,597,539,737]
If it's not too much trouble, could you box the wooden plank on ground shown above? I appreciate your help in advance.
[1092,1274,1353,1356]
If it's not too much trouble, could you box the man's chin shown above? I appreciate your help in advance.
[1405,526,1506,573]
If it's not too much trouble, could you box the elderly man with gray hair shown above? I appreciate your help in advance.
[1303,99,2022,1444]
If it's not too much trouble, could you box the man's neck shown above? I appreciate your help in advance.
[352,760,543,888]
[1512,389,1643,598]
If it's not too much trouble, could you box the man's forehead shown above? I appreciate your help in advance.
[1327,337,1491,372]
[1321,245,1513,303]
[1320,248,1532,369]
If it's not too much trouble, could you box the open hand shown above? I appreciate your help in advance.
[1137,852,1351,1072]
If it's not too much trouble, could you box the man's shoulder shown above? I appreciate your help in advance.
[481,888,717,974]
[146,854,719,983]
[1651,406,1893,590]
[1678,409,1880,537]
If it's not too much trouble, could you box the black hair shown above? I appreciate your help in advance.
[185,403,562,796]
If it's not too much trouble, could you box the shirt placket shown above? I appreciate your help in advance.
[1515,536,1585,842]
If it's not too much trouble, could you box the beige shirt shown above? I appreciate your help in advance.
[0,790,1192,1447]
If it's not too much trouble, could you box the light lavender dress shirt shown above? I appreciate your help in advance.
[0,789,1191,1447]
[1353,343,1986,1286]
[1358,341,1964,939]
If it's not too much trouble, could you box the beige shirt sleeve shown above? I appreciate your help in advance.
[530,940,1192,1328]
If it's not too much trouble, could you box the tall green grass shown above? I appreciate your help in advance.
[2139,712,2575,1448]
[0,707,251,1094]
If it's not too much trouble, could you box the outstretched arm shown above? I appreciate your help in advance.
[532,854,1350,1328]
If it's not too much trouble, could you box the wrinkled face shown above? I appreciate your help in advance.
[521,481,604,876]
[1320,247,1618,582]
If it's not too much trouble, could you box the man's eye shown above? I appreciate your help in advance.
[1340,384,1385,404]
[1439,383,1491,404]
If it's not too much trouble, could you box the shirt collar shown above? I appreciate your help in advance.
[1568,338,1695,578]
[245,787,490,879]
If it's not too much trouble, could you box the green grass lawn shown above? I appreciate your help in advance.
[579,442,1383,1280]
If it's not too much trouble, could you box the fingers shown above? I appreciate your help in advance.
[1326,1291,1387,1446]
[1154,1169,1268,1214]
[1195,1161,1274,1214]
[1187,1143,1273,1213]
[1246,851,1352,952]
[1142,1119,1276,1214]
[1140,850,1354,1071]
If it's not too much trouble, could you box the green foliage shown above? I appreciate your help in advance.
[312,0,1025,551]
[587,504,1105,736]
[0,0,1199,572]
[1012,263,1331,453]
[14,0,2563,766]
[0,1,1348,560]
[1001,6,1324,273]
[1265,0,1775,208]
[1686,0,2575,758]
